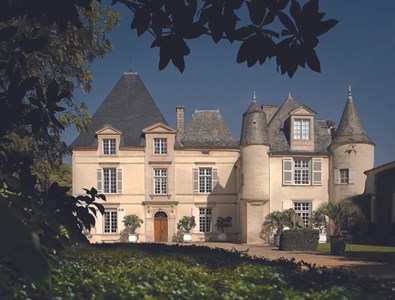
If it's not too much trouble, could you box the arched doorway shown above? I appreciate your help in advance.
[154,211,168,242]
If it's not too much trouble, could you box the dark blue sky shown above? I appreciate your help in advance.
[64,1,395,167]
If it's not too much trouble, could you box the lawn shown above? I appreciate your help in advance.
[317,243,395,263]
[3,243,394,299]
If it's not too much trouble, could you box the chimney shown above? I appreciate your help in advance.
[176,105,185,141]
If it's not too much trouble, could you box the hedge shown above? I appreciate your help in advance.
[279,229,319,251]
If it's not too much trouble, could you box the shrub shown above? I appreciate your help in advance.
[215,216,232,233]
[260,211,292,243]
[279,229,319,251]
[177,216,196,233]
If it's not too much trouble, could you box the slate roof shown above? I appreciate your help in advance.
[181,110,238,148]
[267,95,332,154]
[331,89,374,145]
[240,100,270,146]
[72,73,168,148]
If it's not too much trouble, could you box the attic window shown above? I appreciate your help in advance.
[103,139,116,155]
[294,118,310,140]
[154,138,167,155]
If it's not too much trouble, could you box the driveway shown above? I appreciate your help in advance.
[185,242,395,280]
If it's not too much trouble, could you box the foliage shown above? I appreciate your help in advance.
[315,200,364,236]
[2,243,394,299]
[261,210,292,242]
[177,216,196,233]
[279,229,319,251]
[215,216,232,233]
[310,210,327,234]
[113,0,337,77]
[122,214,144,234]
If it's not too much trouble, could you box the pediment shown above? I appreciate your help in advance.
[95,125,122,135]
[289,105,316,116]
[142,122,177,134]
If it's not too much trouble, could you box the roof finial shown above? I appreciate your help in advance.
[288,92,293,99]
[253,91,257,102]
[348,84,352,97]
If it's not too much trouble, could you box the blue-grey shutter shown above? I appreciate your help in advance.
[283,157,293,185]
[312,158,322,185]
[334,169,340,184]
[117,168,122,194]
[348,168,354,184]
[212,168,218,191]
[193,168,199,193]
[97,169,102,193]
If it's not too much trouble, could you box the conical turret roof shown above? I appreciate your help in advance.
[240,94,270,146]
[331,87,374,145]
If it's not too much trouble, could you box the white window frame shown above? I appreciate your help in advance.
[199,208,212,232]
[104,210,118,233]
[103,138,116,155]
[334,168,354,185]
[193,168,218,194]
[153,138,167,155]
[293,202,311,227]
[294,118,310,140]
[97,168,122,194]
[154,168,167,194]
[283,157,322,186]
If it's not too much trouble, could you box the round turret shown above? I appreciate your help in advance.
[330,86,375,202]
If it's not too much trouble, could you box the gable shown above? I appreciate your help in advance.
[96,125,122,136]
[289,105,316,116]
[143,122,177,134]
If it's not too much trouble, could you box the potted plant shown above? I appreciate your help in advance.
[260,211,292,247]
[215,216,232,241]
[316,200,364,255]
[310,210,328,243]
[121,214,144,243]
[177,216,196,242]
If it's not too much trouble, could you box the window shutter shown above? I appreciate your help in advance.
[97,169,102,193]
[334,169,340,184]
[193,168,199,193]
[348,168,354,184]
[117,168,123,194]
[312,158,322,185]
[212,168,219,191]
[283,157,293,185]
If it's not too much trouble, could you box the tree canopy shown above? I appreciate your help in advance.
[113,0,337,76]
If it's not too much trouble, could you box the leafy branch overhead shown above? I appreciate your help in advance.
[114,0,338,76]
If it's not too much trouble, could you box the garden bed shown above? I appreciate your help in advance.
[3,243,395,299]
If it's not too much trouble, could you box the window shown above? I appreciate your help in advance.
[103,139,116,155]
[283,157,322,186]
[97,168,122,194]
[293,202,311,227]
[193,168,218,193]
[154,138,167,154]
[334,168,354,185]
[104,210,117,233]
[294,118,310,140]
[199,208,212,232]
[154,168,167,194]
[340,169,349,184]
[294,159,310,185]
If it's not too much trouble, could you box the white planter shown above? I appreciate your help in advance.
[183,233,192,242]
[319,234,327,243]
[128,234,138,243]
[218,233,227,242]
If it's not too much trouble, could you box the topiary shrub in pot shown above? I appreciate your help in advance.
[215,217,232,242]
[177,216,196,242]
[121,214,144,243]
[260,211,292,247]
[316,200,364,255]
[310,210,328,243]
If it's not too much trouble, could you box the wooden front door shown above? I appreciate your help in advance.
[154,211,168,242]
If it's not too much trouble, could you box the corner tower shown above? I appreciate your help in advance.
[329,86,375,202]
[239,93,270,243]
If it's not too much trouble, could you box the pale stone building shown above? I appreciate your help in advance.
[72,73,375,244]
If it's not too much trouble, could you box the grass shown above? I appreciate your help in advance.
[3,243,394,299]
[317,243,395,263]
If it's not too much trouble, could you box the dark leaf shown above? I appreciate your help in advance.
[290,0,301,26]
[278,12,297,34]
[92,202,105,215]
[247,0,267,26]
[306,49,321,72]
[23,35,49,53]
[0,26,18,41]
[315,19,338,36]
[46,80,59,103]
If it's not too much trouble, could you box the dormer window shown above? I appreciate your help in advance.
[103,138,116,155]
[154,138,167,155]
[294,118,310,140]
